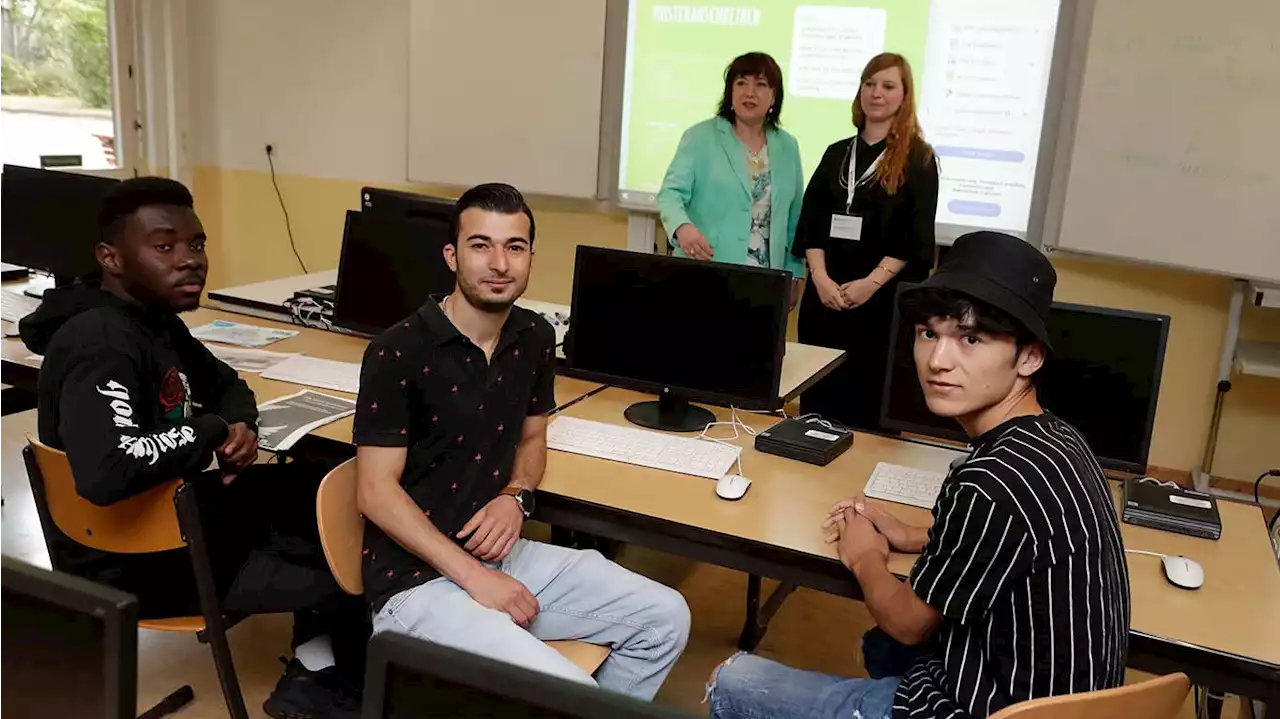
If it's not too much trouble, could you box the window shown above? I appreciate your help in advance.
[1,0,138,176]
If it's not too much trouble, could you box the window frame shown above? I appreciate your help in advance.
[1,0,143,179]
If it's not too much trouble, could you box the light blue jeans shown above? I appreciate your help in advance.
[708,653,901,719]
[372,539,691,701]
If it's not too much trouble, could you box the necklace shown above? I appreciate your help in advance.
[746,144,767,174]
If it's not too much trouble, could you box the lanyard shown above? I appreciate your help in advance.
[845,149,883,212]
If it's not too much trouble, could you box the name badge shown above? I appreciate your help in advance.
[830,214,863,241]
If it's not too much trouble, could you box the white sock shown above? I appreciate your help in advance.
[294,635,335,671]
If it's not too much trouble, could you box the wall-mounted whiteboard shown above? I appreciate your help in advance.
[407,0,608,199]
[1054,0,1280,283]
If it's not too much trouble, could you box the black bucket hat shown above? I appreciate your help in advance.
[903,231,1056,348]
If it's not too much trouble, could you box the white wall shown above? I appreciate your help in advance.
[188,0,410,184]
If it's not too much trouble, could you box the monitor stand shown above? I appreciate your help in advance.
[624,393,715,433]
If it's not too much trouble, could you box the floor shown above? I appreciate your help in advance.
[1,409,1238,718]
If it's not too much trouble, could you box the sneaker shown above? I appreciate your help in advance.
[263,657,361,719]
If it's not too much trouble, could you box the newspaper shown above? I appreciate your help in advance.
[190,319,298,348]
[204,344,298,373]
[256,390,357,451]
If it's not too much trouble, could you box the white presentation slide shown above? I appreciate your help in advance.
[619,0,1063,236]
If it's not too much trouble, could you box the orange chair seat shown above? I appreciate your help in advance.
[139,616,206,633]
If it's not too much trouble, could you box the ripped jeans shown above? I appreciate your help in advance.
[707,629,926,719]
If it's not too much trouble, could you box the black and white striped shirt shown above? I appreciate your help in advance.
[893,413,1130,718]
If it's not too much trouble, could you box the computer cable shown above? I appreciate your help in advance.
[1253,468,1279,506]
[791,413,850,434]
[698,407,757,476]
[265,144,308,274]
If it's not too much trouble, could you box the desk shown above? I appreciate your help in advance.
[537,387,1280,707]
[1,301,605,445]
[205,270,339,322]
[779,343,844,404]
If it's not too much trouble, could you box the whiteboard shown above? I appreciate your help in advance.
[407,0,608,199]
[1054,0,1280,283]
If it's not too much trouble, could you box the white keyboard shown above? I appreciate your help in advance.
[547,416,740,480]
[864,462,947,509]
[1,289,41,324]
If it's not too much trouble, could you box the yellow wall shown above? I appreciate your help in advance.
[193,166,1280,482]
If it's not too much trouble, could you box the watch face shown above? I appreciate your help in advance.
[518,489,535,516]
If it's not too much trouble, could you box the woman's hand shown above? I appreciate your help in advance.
[675,224,715,261]
[839,278,880,308]
[813,273,849,311]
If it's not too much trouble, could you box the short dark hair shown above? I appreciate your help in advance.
[98,176,195,245]
[716,52,784,130]
[901,287,1038,351]
[449,183,535,247]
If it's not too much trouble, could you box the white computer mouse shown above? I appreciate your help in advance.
[1161,555,1204,590]
[715,473,752,501]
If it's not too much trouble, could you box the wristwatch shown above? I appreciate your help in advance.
[500,486,535,518]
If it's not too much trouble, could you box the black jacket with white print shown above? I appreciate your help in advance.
[21,282,258,507]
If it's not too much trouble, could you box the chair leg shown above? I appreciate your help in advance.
[175,484,250,719]
[137,685,194,719]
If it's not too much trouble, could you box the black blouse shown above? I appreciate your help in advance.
[792,136,939,284]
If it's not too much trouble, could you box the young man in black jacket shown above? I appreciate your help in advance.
[20,177,365,719]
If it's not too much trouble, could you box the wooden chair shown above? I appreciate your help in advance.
[23,438,250,719]
[316,458,612,675]
[989,673,1191,719]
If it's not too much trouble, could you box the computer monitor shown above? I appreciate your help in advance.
[332,210,456,336]
[880,289,1171,474]
[565,246,790,432]
[1,165,119,285]
[360,186,455,225]
[362,632,694,719]
[2,556,139,719]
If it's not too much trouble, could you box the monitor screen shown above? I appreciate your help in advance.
[616,0,1068,241]
[565,247,789,410]
[881,296,1170,473]
[1,165,118,281]
[365,632,692,719]
[332,210,456,336]
[2,557,137,719]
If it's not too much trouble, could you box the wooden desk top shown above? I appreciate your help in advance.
[206,270,338,307]
[3,304,602,445]
[542,387,1280,668]
[541,387,957,577]
[1121,493,1280,666]
[779,342,844,403]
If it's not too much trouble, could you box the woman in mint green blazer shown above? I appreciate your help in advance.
[657,53,807,296]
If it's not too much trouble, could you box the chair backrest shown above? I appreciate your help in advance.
[23,437,184,556]
[988,673,1190,719]
[316,458,364,595]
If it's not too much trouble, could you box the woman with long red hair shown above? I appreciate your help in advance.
[793,52,939,431]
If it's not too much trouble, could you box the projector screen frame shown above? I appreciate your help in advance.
[604,0,1093,249]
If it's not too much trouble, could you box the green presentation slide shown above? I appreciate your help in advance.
[620,1,932,198]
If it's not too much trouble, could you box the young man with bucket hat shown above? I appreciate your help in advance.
[706,232,1130,719]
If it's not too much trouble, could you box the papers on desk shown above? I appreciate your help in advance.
[190,320,298,348]
[257,390,357,451]
[204,344,297,373]
[2,289,41,330]
[261,355,361,395]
